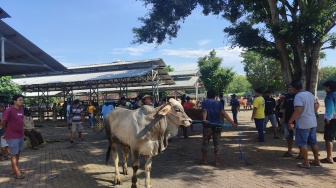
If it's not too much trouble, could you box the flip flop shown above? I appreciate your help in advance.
[297,154,304,159]
[320,158,334,164]
[297,164,311,169]
[309,161,323,167]
[283,152,293,157]
[199,160,207,165]
[15,175,25,179]
[10,169,26,175]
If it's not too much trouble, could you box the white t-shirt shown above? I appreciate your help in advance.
[294,91,317,129]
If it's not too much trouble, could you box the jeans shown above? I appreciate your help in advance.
[254,118,265,142]
[89,114,94,127]
[232,109,238,124]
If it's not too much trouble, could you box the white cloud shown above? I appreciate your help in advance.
[197,39,211,46]
[110,44,156,56]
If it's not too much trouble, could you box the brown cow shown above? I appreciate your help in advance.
[182,108,202,138]
[105,98,192,188]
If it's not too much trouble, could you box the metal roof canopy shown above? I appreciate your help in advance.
[0,8,10,19]
[0,19,67,76]
[13,58,175,92]
[24,76,203,97]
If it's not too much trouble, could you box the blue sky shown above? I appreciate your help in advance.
[1,0,335,75]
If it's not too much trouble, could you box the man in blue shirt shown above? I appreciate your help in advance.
[322,80,336,164]
[200,90,237,166]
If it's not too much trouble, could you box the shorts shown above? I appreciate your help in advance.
[1,136,9,147]
[201,127,222,154]
[283,123,294,141]
[295,127,318,147]
[324,119,336,141]
[263,114,277,128]
[6,137,24,155]
[71,122,83,132]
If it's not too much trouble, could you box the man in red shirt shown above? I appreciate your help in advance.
[1,94,25,179]
[183,96,194,109]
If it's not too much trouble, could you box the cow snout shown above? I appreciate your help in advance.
[182,118,192,127]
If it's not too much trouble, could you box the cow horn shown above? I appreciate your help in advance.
[158,105,171,115]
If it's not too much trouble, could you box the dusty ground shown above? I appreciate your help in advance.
[1,101,335,188]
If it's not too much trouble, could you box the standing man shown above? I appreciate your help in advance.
[251,88,265,142]
[282,85,297,158]
[321,80,336,164]
[288,80,321,168]
[101,100,114,122]
[1,94,25,179]
[118,96,131,109]
[70,99,84,143]
[87,101,96,128]
[263,91,280,139]
[230,94,240,124]
[199,90,237,166]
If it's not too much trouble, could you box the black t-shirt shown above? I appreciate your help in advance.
[264,97,276,115]
[284,93,297,123]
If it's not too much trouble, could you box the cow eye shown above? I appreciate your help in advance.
[175,108,181,112]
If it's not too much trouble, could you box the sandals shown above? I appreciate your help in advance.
[199,160,207,165]
[15,175,25,179]
[309,161,323,167]
[320,158,334,164]
[283,152,293,157]
[297,154,304,159]
[10,169,26,175]
[297,164,311,169]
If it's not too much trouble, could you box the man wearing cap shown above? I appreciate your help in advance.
[118,96,131,109]
[230,94,240,124]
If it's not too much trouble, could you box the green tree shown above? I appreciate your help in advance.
[226,75,252,94]
[317,66,336,90]
[197,50,235,94]
[241,51,286,92]
[165,65,174,72]
[0,76,21,104]
[132,0,336,93]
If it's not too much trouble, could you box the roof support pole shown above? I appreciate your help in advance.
[1,37,5,64]
[195,82,199,101]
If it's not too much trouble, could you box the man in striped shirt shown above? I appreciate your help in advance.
[70,99,84,143]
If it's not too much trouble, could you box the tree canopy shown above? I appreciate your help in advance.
[0,76,22,104]
[241,51,286,92]
[133,0,336,93]
[317,66,336,90]
[197,49,234,94]
[226,74,252,95]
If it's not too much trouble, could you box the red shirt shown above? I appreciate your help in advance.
[2,106,24,139]
[183,101,194,109]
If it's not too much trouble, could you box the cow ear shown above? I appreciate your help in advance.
[158,105,171,115]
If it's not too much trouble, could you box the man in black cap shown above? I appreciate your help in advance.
[118,96,131,109]
[230,94,240,124]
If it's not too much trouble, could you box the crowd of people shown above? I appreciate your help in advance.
[1,79,336,180]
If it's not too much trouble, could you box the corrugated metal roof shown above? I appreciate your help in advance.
[0,20,67,76]
[0,8,11,19]
[12,58,174,92]
[14,67,158,85]
[22,76,202,97]
[169,69,200,76]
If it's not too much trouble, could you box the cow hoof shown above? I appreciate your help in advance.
[114,177,122,185]
[123,167,128,175]
[131,183,138,188]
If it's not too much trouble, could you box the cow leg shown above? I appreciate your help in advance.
[131,149,140,188]
[121,146,130,175]
[145,155,153,188]
[111,143,122,185]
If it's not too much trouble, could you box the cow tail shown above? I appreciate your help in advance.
[105,145,111,165]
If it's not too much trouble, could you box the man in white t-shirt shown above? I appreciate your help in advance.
[288,80,321,169]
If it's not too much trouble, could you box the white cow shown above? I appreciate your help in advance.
[105,98,192,188]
